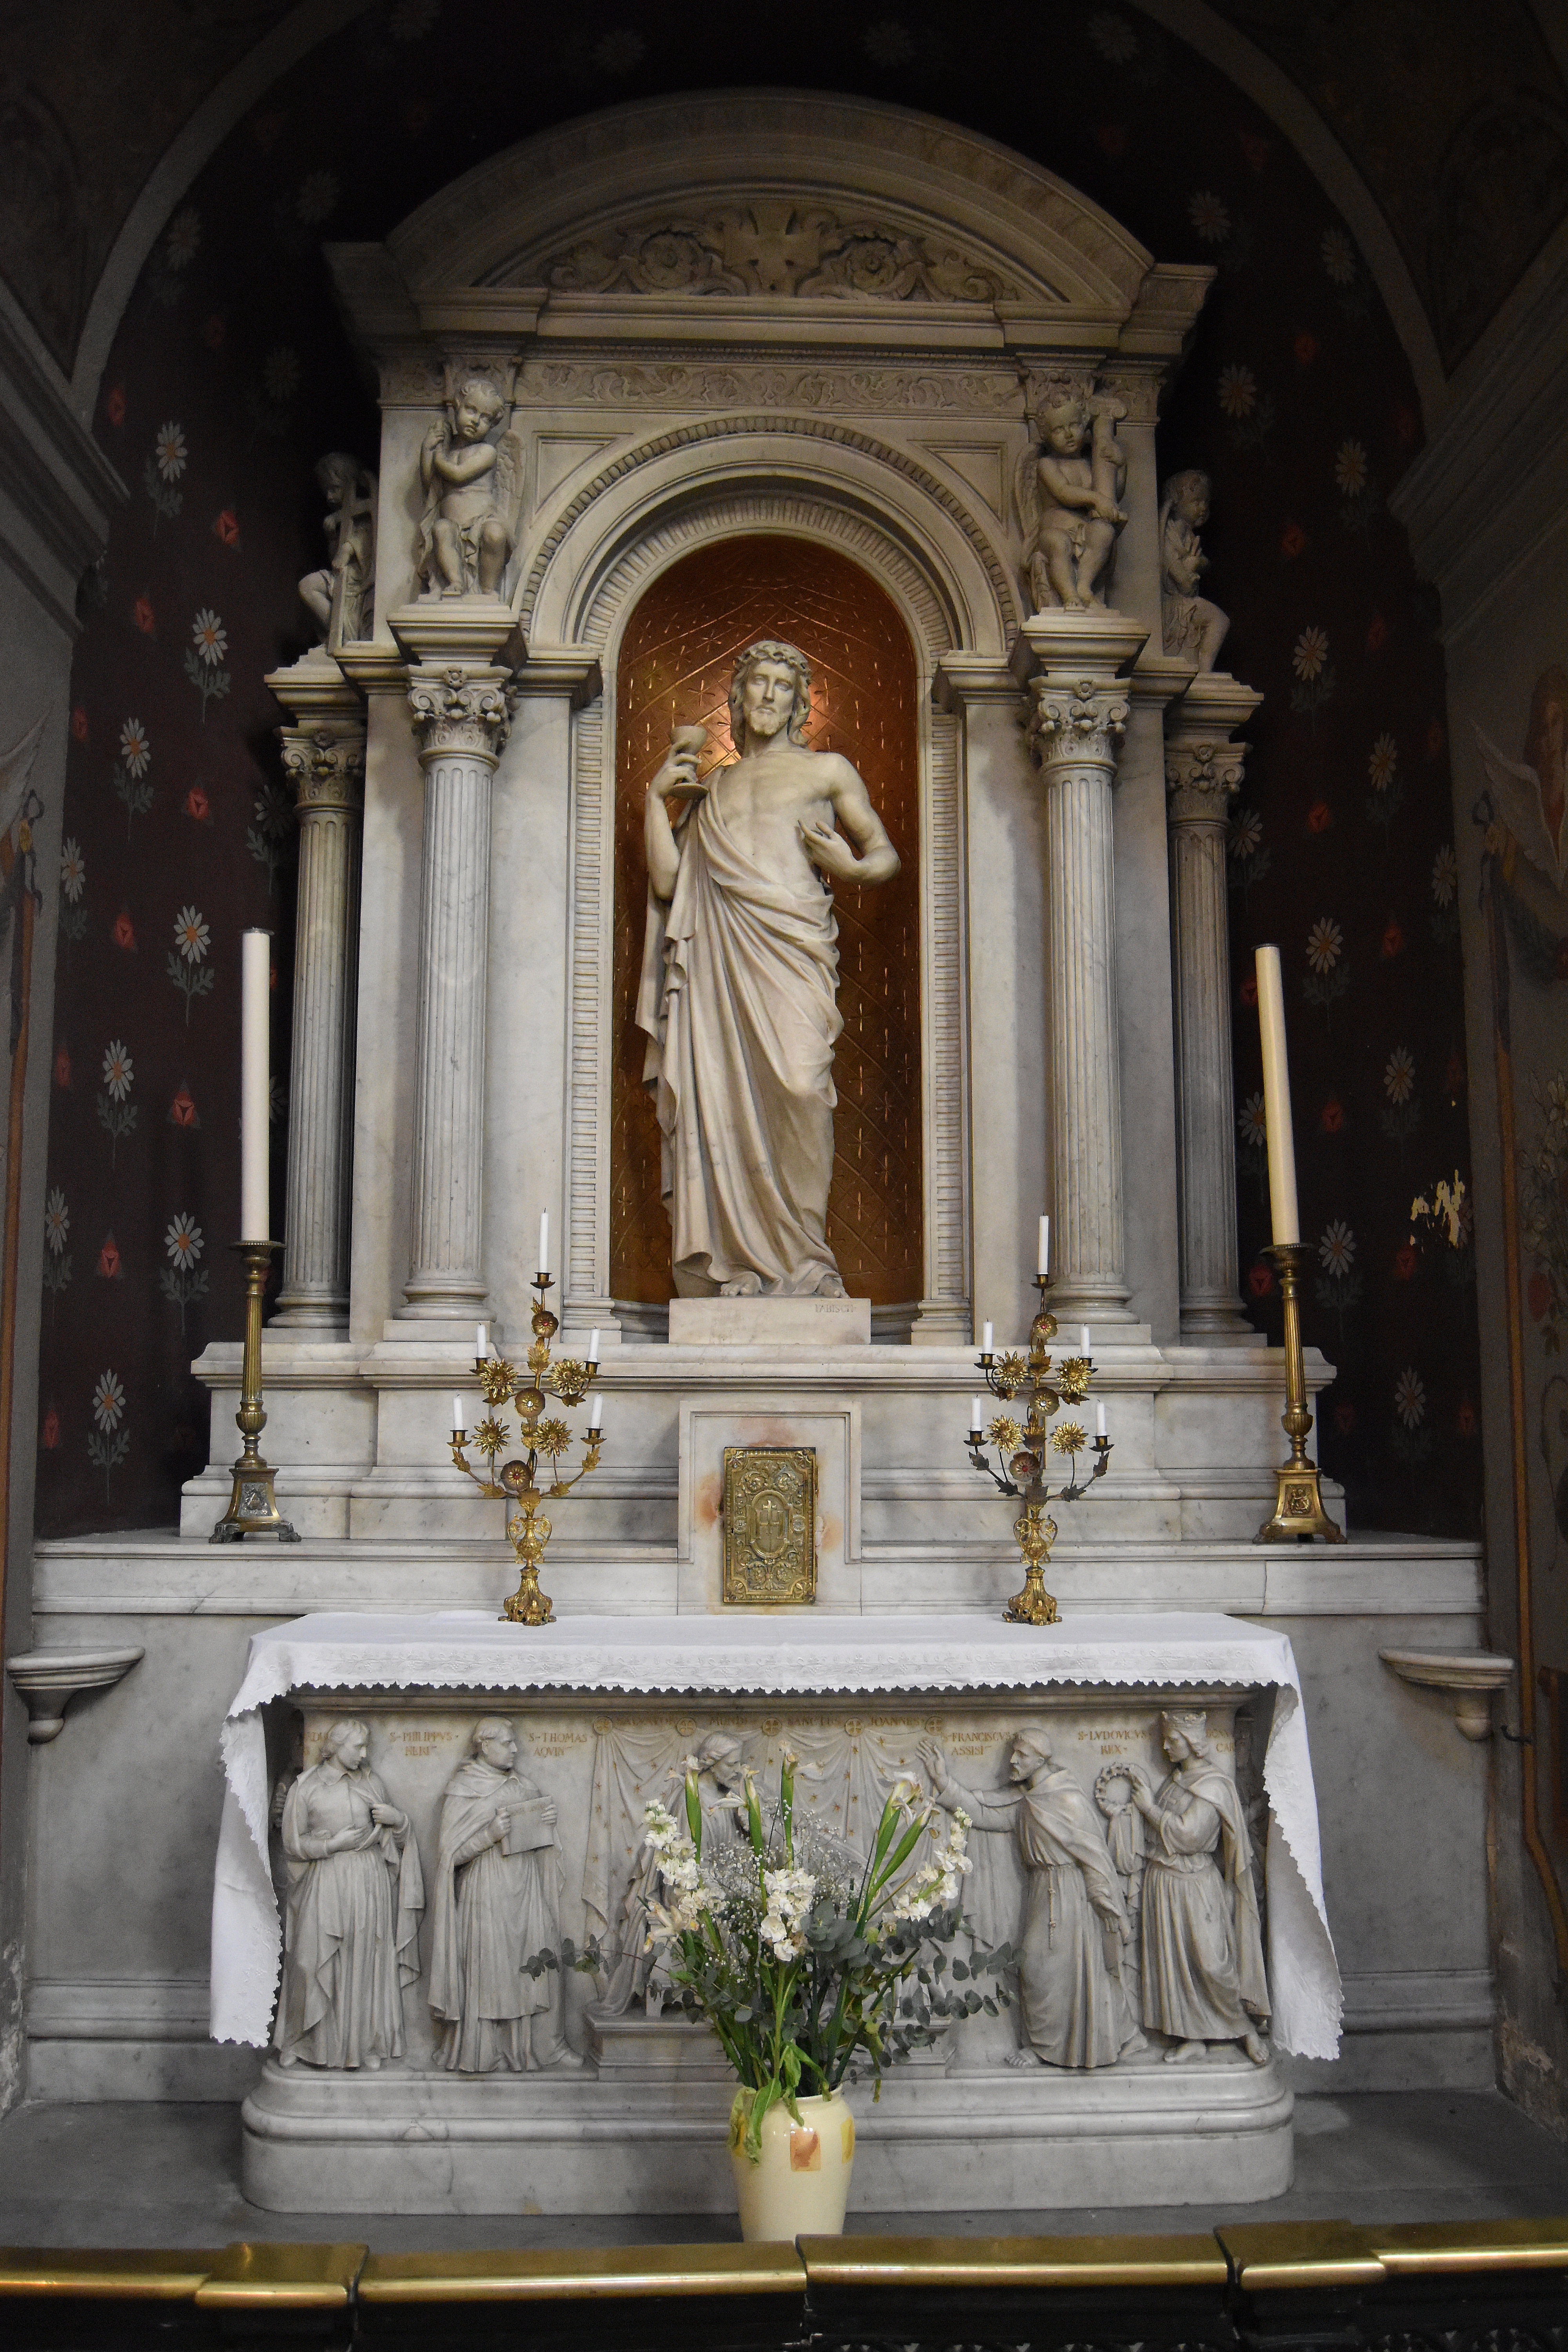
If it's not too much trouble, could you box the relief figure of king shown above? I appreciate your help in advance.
[636,639,900,1297]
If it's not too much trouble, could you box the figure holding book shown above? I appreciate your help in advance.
[429,1719,579,2073]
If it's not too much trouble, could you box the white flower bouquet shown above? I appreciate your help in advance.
[641,1752,1014,2161]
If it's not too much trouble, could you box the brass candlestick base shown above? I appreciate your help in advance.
[451,1275,603,1626]
[1256,1241,1347,1545]
[210,1241,301,1544]
[967,1273,1112,1625]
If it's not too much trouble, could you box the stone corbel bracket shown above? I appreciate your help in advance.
[1379,1648,1515,1742]
[5,1647,145,1743]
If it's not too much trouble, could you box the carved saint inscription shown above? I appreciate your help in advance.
[722,1445,817,1604]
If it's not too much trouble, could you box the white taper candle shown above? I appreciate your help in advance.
[452,1396,464,1431]
[1038,1215,1050,1276]
[588,1390,603,1432]
[537,1210,549,1274]
[588,1328,601,1364]
[240,929,270,1240]
[476,1322,488,1356]
[971,1397,986,1432]
[1096,1401,1107,1439]
[1080,1325,1091,1358]
[1254,944,1301,1245]
[981,1321,994,1354]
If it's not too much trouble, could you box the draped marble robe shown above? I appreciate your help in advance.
[273,1761,424,2070]
[429,1756,568,2073]
[954,1766,1142,2069]
[637,786,843,1297]
[1140,1760,1269,2043]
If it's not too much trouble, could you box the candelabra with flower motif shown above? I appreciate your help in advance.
[964,1276,1111,1626]
[450,1276,602,1625]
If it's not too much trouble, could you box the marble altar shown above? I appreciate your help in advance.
[213,1612,1334,2212]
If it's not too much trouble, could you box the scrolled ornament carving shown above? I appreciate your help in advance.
[407,665,512,763]
[281,725,366,814]
[1165,738,1247,824]
[537,204,1021,303]
[1028,677,1131,774]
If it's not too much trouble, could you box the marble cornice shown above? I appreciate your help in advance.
[0,286,125,636]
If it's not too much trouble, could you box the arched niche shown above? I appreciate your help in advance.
[610,534,923,1310]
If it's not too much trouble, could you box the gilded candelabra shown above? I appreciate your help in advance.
[1256,1241,1345,1545]
[210,1241,301,1544]
[451,1276,603,1624]
[965,1276,1111,1625]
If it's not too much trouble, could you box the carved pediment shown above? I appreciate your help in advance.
[537,203,1024,304]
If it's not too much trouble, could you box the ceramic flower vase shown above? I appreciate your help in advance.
[728,2088,855,2242]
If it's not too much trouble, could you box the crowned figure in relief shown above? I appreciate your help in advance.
[636,639,900,1298]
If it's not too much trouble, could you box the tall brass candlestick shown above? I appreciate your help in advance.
[210,1241,300,1543]
[1256,1242,1345,1545]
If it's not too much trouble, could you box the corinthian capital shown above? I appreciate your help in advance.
[407,664,512,762]
[1165,738,1248,824]
[280,723,366,813]
[1028,677,1130,775]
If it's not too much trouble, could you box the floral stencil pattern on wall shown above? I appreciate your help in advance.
[38,0,1481,1539]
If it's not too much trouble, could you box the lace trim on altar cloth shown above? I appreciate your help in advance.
[211,1611,1342,2063]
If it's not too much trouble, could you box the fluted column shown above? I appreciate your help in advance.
[1166,675,1263,1341]
[1025,616,1146,1323]
[399,662,511,1319]
[265,654,365,1332]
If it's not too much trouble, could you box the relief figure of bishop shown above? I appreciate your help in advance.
[636,640,900,1298]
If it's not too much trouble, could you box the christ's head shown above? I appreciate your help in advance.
[729,639,812,751]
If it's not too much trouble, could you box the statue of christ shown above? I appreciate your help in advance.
[635,639,900,1298]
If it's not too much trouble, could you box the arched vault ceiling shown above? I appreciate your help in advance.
[0,0,1564,382]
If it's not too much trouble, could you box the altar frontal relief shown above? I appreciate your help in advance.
[611,537,921,1305]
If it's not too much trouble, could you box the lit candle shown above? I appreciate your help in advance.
[981,1320,994,1355]
[588,1390,603,1432]
[588,1328,601,1365]
[1254,944,1301,1245]
[537,1210,549,1275]
[452,1396,465,1432]
[476,1322,488,1357]
[240,929,270,1240]
[1038,1215,1050,1277]
[1080,1325,1091,1359]
[1096,1401,1107,1439]
[971,1397,986,1433]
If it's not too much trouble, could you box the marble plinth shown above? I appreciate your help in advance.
[667,1296,871,1346]
[240,2047,1294,2215]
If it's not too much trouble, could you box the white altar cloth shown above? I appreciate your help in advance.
[211,1610,1341,2059]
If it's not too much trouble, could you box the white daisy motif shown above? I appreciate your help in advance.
[1394,1367,1426,1430]
[1431,844,1458,906]
[1368,732,1398,790]
[1218,364,1257,419]
[118,719,151,775]
[44,1188,69,1254]
[1321,226,1357,285]
[1087,9,1140,62]
[60,838,85,902]
[165,1212,203,1269]
[1230,808,1263,860]
[1318,1220,1356,1276]
[262,348,300,404]
[1384,1046,1416,1105]
[172,906,210,964]
[1306,916,1343,974]
[1293,626,1329,681]
[101,1040,134,1101]
[92,1369,126,1433]
[1189,191,1231,243]
[1238,1091,1267,1149]
[190,609,227,668]
[295,171,339,226]
[165,207,201,268]
[1334,440,1369,496]
[153,421,187,481]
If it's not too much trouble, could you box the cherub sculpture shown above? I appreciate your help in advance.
[416,375,524,600]
[1017,386,1128,612]
[298,452,376,650]
[1159,469,1229,671]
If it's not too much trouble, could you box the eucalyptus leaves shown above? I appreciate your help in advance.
[642,1752,1013,2162]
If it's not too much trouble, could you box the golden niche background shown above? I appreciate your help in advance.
[610,535,923,1307]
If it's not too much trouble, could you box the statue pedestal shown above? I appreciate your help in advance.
[667,1296,871,1346]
